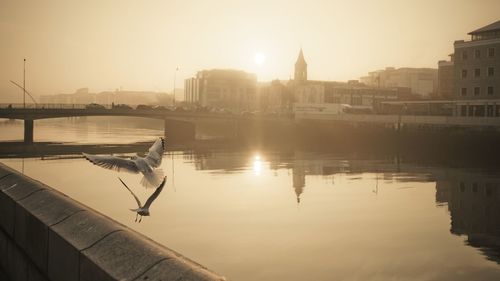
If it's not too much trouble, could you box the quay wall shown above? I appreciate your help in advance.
[0,163,226,281]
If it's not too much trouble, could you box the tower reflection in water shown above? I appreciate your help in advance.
[186,149,500,263]
[436,172,500,263]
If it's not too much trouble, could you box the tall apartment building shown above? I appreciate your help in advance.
[452,20,500,117]
[184,69,257,111]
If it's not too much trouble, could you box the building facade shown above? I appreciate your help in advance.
[437,54,455,99]
[184,69,257,112]
[40,88,163,105]
[360,67,438,97]
[257,80,293,114]
[450,20,500,117]
[454,21,500,101]
[288,49,407,113]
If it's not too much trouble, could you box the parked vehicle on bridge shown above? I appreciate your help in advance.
[174,107,187,112]
[342,105,374,114]
[153,105,169,111]
[218,108,233,115]
[112,104,133,110]
[136,104,154,110]
[85,103,106,110]
[195,106,211,113]
[241,111,254,117]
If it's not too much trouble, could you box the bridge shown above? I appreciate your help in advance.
[0,103,293,143]
[3,103,500,144]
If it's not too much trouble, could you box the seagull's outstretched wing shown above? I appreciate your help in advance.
[83,153,139,173]
[144,138,165,168]
[143,176,166,209]
[118,177,142,208]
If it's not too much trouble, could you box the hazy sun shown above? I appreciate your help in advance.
[254,52,266,65]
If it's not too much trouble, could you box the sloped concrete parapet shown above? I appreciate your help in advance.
[0,163,226,281]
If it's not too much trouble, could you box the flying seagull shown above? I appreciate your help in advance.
[82,137,165,188]
[118,176,166,223]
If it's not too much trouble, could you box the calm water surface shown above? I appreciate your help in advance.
[1,118,500,281]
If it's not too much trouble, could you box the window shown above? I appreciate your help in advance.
[474,68,481,78]
[475,49,481,58]
[462,51,468,60]
[488,105,494,116]
[352,96,362,105]
[488,48,495,57]
[324,92,334,103]
[474,87,480,96]
[488,86,494,95]
[488,67,495,76]
[461,105,467,116]
[461,88,467,96]
[462,69,467,78]
[472,183,478,193]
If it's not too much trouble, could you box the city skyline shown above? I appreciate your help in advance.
[1,0,499,101]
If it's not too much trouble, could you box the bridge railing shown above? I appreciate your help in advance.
[0,103,111,110]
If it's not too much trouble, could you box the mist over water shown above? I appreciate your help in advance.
[1,118,500,280]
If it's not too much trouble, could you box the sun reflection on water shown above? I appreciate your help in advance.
[252,154,263,175]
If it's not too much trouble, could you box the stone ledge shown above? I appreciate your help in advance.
[48,211,124,281]
[0,163,226,281]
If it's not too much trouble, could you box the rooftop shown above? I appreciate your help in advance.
[468,20,500,41]
[469,20,500,35]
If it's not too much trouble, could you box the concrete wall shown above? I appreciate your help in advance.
[295,112,500,127]
[0,163,225,281]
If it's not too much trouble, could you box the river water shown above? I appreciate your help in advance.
[1,117,500,281]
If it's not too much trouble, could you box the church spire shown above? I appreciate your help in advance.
[296,48,307,66]
[294,48,307,82]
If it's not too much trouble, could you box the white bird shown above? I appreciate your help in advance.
[82,137,165,188]
[118,177,166,223]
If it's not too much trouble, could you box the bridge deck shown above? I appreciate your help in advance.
[3,103,500,128]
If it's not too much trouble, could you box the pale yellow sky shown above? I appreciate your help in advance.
[1,0,499,100]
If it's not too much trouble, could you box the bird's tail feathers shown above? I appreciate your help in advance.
[140,169,165,189]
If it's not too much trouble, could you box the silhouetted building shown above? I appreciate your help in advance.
[96,90,160,105]
[288,49,407,113]
[40,88,165,105]
[294,80,405,110]
[360,67,438,97]
[257,80,294,114]
[452,20,500,117]
[437,54,455,99]
[184,69,257,112]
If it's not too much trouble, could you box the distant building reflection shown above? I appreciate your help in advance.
[436,173,500,263]
[189,149,500,261]
[187,150,414,204]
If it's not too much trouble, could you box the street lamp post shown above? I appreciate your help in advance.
[23,58,26,109]
[173,67,179,107]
